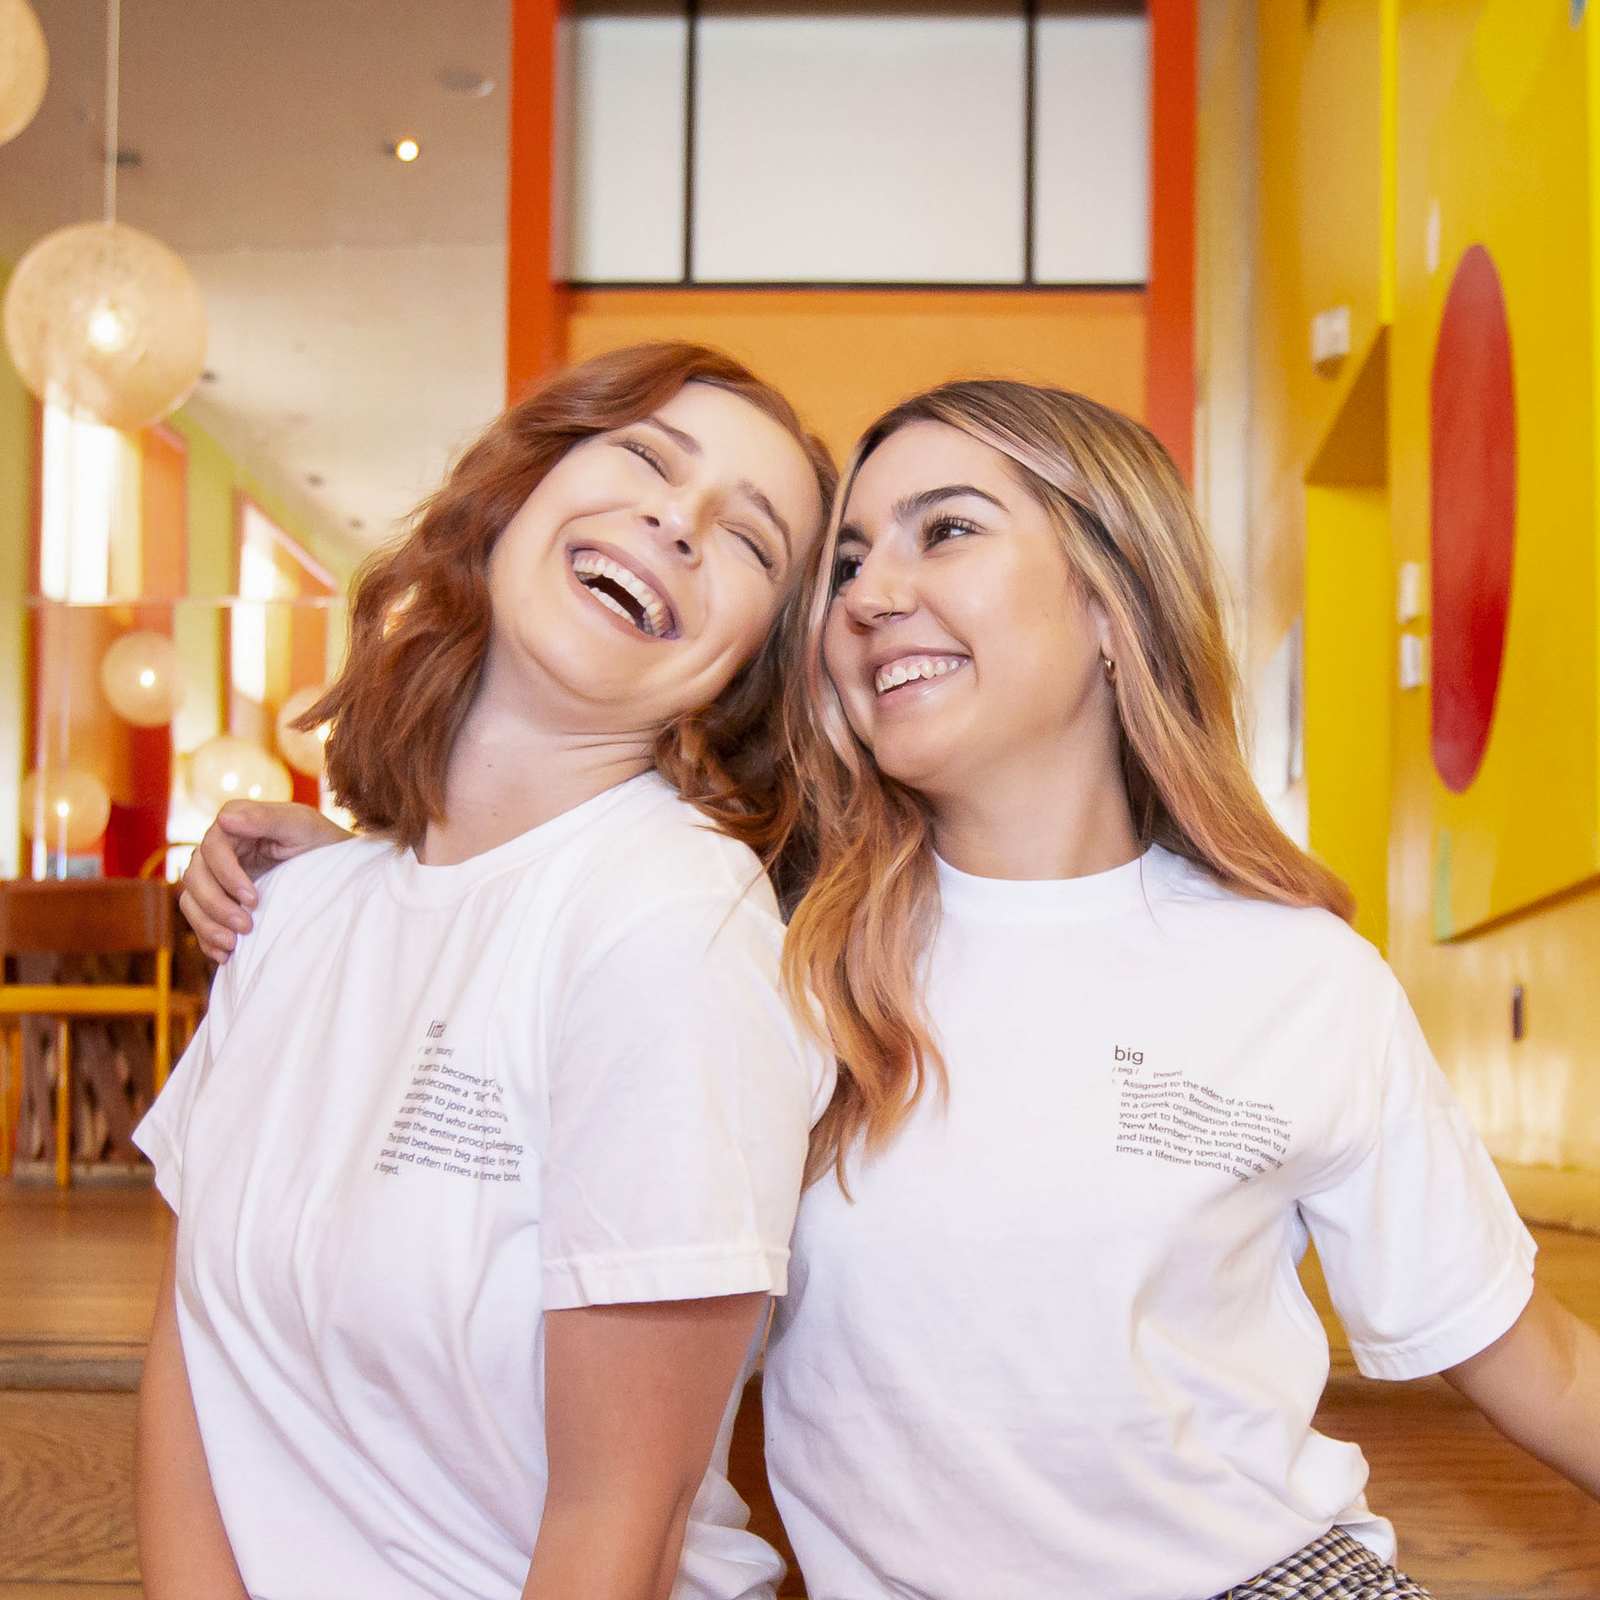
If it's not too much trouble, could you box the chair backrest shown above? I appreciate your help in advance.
[0,879,173,960]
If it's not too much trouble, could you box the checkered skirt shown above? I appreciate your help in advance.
[1213,1527,1436,1599]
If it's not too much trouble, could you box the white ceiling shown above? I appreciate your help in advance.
[0,0,509,556]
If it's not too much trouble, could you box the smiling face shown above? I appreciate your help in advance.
[822,419,1114,805]
[485,380,824,733]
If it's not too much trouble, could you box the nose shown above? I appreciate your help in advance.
[842,544,915,627]
[640,491,704,565]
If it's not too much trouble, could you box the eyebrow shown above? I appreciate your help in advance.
[640,415,700,454]
[640,416,792,559]
[838,482,1007,545]
[737,481,792,558]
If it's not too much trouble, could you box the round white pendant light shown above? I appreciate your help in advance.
[100,629,183,726]
[3,220,208,430]
[188,736,293,812]
[275,685,332,778]
[0,0,48,148]
[21,766,112,853]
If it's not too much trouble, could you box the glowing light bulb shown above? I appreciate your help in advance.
[86,302,131,353]
[138,667,156,688]
[393,137,420,163]
[221,771,240,793]
[54,799,70,818]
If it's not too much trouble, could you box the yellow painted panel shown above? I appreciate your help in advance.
[1305,480,1393,952]
[1258,0,1397,465]
[1392,10,1597,935]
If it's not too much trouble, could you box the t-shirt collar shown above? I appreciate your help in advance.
[933,842,1171,924]
[385,770,661,908]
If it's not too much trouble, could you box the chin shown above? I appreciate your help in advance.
[861,730,959,793]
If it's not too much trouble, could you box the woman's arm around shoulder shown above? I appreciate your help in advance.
[524,1293,768,1600]
[135,1236,248,1599]
[179,799,351,963]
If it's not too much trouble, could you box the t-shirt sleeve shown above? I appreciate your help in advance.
[540,893,820,1312]
[131,928,249,1215]
[1299,977,1537,1380]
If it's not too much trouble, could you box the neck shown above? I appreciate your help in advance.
[927,717,1140,881]
[421,657,655,866]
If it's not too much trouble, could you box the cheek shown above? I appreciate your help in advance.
[707,559,783,654]
[820,604,856,693]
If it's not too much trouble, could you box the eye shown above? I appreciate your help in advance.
[924,515,980,548]
[726,525,777,575]
[616,437,668,477]
[832,550,864,591]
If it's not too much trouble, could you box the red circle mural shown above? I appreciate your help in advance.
[1430,244,1516,794]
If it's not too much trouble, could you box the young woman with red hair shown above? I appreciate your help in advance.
[134,342,834,1600]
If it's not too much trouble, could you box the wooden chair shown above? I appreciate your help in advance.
[0,879,175,1189]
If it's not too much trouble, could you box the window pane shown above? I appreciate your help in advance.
[694,4,1026,284]
[1034,8,1150,284]
[40,404,122,604]
[562,3,688,283]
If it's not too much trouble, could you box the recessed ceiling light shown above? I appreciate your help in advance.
[392,137,421,163]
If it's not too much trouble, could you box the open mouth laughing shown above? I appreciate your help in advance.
[569,546,679,640]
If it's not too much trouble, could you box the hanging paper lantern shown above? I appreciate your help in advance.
[275,685,332,778]
[188,736,293,812]
[3,220,207,430]
[99,630,183,727]
[0,0,48,148]
[20,766,111,852]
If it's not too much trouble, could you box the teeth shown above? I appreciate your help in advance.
[874,655,968,695]
[571,550,672,637]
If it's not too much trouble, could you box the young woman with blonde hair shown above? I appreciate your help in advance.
[183,374,1600,1599]
[135,341,837,1600]
[765,379,1600,1598]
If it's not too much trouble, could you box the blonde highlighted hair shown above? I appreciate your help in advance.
[783,381,1353,1185]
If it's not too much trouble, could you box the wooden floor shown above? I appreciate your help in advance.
[2,1180,1598,1598]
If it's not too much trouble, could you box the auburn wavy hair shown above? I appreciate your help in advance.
[302,342,835,873]
[783,380,1354,1185]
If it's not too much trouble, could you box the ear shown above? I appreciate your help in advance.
[1087,593,1115,665]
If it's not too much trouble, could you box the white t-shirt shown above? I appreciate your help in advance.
[763,844,1535,1600]
[134,772,832,1600]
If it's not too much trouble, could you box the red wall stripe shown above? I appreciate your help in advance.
[1145,0,1197,482]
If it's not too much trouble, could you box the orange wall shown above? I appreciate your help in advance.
[564,288,1148,465]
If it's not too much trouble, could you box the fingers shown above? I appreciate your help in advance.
[199,815,262,907]
[177,875,237,966]
[217,798,347,858]
[176,825,259,965]
[215,801,285,863]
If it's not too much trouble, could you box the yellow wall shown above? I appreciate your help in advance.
[1224,0,1600,1218]
[565,288,1149,463]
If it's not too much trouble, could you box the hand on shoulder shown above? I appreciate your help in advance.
[179,801,352,964]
